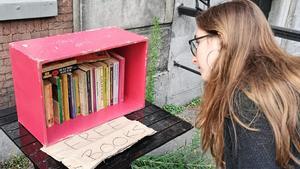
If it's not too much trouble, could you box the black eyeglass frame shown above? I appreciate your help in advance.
[188,34,214,56]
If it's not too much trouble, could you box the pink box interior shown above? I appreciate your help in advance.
[9,27,148,146]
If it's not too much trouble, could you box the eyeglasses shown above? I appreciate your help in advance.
[188,34,213,56]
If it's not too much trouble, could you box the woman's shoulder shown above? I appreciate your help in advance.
[232,90,266,127]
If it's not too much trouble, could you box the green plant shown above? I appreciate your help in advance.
[162,97,201,115]
[146,17,161,103]
[186,97,201,108]
[132,130,215,169]
[162,104,185,115]
[0,155,31,169]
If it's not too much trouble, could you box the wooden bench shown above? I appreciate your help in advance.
[0,101,193,169]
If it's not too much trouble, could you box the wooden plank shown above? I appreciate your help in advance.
[0,113,18,127]
[14,134,37,148]
[0,106,16,118]
[4,125,29,140]
[1,121,20,131]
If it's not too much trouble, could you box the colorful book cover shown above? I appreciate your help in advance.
[73,72,81,115]
[61,73,70,121]
[43,80,54,128]
[49,76,64,124]
[75,68,89,116]
[78,65,92,114]
[67,73,76,119]
[42,64,78,79]
[109,51,125,103]
[93,62,107,109]
[42,59,77,73]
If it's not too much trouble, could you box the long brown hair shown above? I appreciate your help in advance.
[195,0,300,168]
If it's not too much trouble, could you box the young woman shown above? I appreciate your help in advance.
[189,0,300,168]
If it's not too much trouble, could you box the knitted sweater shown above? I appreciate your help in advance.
[223,91,300,169]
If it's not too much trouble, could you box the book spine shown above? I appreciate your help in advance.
[72,77,77,118]
[43,81,54,127]
[105,65,110,107]
[77,70,88,116]
[99,66,104,109]
[92,68,97,112]
[113,62,119,105]
[110,64,113,105]
[95,68,101,111]
[61,74,70,121]
[57,78,64,123]
[67,74,76,119]
[74,74,80,115]
[86,70,92,114]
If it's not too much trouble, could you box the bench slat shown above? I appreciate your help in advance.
[0,107,16,118]
[0,113,18,127]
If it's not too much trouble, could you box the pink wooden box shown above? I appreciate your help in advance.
[9,27,148,146]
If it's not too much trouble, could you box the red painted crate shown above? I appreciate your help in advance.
[9,27,148,146]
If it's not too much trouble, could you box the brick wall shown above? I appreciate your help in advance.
[0,0,73,110]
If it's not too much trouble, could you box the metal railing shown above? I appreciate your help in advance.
[175,2,300,75]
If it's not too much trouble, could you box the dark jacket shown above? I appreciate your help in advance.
[224,91,300,169]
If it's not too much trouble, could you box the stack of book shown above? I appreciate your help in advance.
[42,51,125,128]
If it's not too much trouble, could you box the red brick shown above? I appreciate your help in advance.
[31,31,41,39]
[0,88,7,95]
[0,103,10,110]
[49,29,64,36]
[7,86,14,93]
[63,28,73,33]
[41,21,49,30]
[0,74,5,81]
[5,73,12,80]
[0,35,12,43]
[27,21,35,32]
[9,98,16,107]
[0,24,3,36]
[3,23,11,35]
[0,96,10,104]
[2,43,9,51]
[3,79,13,88]
[17,23,27,33]
[49,22,64,29]
[0,45,3,51]
[55,15,64,22]
[0,51,9,59]
[63,21,73,29]
[4,58,11,66]
[34,20,42,31]
[40,30,49,37]
[59,7,72,14]
[0,65,11,74]
[10,22,18,34]
[63,13,73,22]
[12,33,31,41]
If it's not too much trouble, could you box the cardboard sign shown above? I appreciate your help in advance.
[41,117,156,169]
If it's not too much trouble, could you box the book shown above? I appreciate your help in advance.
[78,65,93,114]
[42,59,77,73]
[68,73,76,119]
[49,76,64,124]
[61,73,70,121]
[109,51,125,103]
[42,64,78,79]
[43,80,54,127]
[104,58,119,105]
[76,52,110,64]
[73,72,81,115]
[75,69,89,116]
[92,62,105,110]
